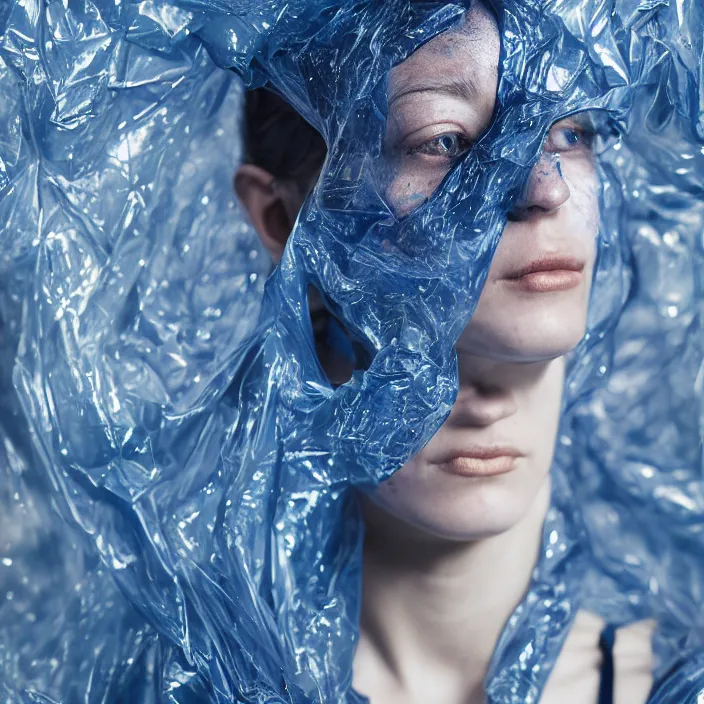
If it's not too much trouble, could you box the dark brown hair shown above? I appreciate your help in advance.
[242,88,327,189]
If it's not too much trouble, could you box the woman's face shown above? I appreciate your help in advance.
[367,2,600,541]
[384,2,599,363]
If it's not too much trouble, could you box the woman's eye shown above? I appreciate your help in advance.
[547,124,595,153]
[408,133,472,160]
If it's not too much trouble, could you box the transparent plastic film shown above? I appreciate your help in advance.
[0,0,702,703]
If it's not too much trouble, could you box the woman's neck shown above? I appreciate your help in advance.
[354,357,561,704]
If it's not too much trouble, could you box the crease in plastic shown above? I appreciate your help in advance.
[0,0,702,702]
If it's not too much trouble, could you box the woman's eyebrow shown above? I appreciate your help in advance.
[388,73,481,107]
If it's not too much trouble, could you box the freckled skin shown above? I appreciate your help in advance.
[370,0,602,544]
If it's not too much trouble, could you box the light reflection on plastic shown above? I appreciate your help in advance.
[0,0,702,703]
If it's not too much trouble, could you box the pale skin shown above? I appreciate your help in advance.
[235,4,653,702]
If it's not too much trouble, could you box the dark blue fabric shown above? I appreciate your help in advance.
[598,625,616,704]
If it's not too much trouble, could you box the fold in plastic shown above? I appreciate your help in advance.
[0,0,702,702]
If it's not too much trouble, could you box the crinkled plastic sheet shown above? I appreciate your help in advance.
[0,0,702,702]
[0,6,268,700]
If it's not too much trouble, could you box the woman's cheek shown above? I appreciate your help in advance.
[385,162,447,216]
[563,160,600,236]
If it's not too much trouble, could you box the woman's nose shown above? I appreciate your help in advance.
[449,385,518,428]
[509,152,570,220]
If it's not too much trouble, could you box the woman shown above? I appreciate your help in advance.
[235,2,654,702]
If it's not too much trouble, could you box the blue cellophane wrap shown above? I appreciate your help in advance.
[0,0,702,702]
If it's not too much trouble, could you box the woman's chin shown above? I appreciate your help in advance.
[379,501,534,543]
[457,319,587,363]
[414,513,529,542]
[370,475,546,544]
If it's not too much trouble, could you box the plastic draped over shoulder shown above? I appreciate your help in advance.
[0,0,702,702]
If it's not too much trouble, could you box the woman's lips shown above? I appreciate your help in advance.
[504,255,585,293]
[437,447,523,478]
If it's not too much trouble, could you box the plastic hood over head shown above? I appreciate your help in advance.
[0,0,702,702]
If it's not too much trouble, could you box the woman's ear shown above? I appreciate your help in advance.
[235,164,300,263]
